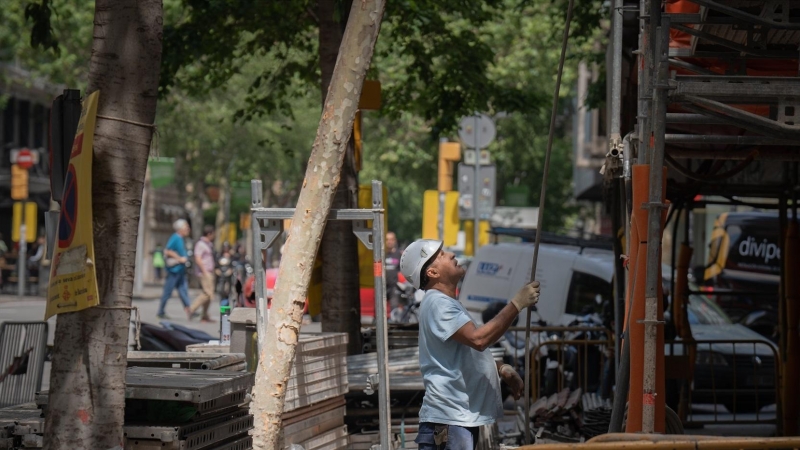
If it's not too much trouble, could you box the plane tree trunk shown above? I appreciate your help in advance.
[249,1,385,448]
[43,1,163,449]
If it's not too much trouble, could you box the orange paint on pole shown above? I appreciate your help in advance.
[625,164,667,433]
[373,261,382,277]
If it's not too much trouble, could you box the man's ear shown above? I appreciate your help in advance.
[426,265,439,281]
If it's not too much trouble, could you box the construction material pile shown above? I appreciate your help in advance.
[529,388,613,444]
[6,367,255,450]
[362,326,419,353]
[281,333,349,450]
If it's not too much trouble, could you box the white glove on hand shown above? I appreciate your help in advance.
[510,281,541,312]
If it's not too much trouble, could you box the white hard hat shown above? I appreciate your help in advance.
[400,239,443,289]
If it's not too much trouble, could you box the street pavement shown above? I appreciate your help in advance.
[0,283,222,391]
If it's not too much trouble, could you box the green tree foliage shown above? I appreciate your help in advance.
[1,0,94,87]
[11,0,606,243]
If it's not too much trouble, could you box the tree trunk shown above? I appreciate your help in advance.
[249,1,385,448]
[43,1,162,449]
[318,0,362,356]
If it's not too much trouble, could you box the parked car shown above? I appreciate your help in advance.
[672,289,777,413]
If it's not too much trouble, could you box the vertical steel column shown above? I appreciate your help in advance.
[609,0,624,147]
[472,115,481,254]
[609,0,625,369]
[641,14,669,433]
[438,137,447,242]
[371,180,391,450]
[250,180,267,349]
[636,0,653,164]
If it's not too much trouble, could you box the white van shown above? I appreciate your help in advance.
[458,242,615,325]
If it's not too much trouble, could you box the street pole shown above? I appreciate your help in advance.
[438,137,447,242]
[473,115,480,254]
[18,219,26,297]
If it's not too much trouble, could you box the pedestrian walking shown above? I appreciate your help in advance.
[189,225,216,322]
[152,245,165,281]
[399,239,540,450]
[157,219,192,319]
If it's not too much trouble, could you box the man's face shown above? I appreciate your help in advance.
[180,225,191,237]
[425,249,466,286]
[386,233,397,251]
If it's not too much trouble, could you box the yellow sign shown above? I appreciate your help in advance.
[463,220,491,256]
[11,164,28,200]
[46,91,101,320]
[11,202,37,243]
[422,190,459,247]
[227,222,237,245]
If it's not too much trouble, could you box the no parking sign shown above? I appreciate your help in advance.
[46,91,101,320]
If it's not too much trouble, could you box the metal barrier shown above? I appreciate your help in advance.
[528,340,613,399]
[513,331,780,430]
[665,339,782,429]
[502,327,612,401]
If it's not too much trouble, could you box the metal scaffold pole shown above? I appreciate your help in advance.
[641,13,670,433]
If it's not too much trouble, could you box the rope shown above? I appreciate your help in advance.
[95,305,141,350]
[524,0,575,444]
[96,114,160,159]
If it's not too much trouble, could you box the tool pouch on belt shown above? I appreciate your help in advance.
[434,425,448,447]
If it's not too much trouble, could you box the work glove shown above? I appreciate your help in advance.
[510,281,540,312]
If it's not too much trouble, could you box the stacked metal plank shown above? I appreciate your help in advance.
[0,403,43,450]
[348,346,505,392]
[282,333,349,450]
[19,367,255,450]
[284,334,348,412]
[362,327,419,353]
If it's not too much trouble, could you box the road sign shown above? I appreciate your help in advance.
[458,114,496,149]
[457,164,496,220]
[11,164,29,200]
[15,148,34,169]
[463,149,491,166]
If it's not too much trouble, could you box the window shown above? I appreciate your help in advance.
[566,272,613,316]
[18,100,30,147]
[33,104,45,148]
[3,97,15,147]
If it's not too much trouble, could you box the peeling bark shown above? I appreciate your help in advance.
[43,1,162,449]
[249,1,385,448]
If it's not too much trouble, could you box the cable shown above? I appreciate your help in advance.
[664,150,757,182]
[523,0,574,444]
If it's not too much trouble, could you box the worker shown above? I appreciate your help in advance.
[400,239,540,450]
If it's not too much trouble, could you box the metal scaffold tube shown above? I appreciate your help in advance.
[641,13,670,433]
[523,0,574,444]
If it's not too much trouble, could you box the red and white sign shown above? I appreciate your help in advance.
[12,148,36,170]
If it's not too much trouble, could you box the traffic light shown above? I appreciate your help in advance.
[438,141,461,192]
[11,164,29,200]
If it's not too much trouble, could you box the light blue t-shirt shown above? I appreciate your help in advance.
[418,289,503,427]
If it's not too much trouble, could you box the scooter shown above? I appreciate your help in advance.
[388,279,422,324]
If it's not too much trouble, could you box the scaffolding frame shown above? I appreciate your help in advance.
[249,179,391,449]
[606,0,800,436]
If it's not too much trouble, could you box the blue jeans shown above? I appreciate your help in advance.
[158,271,191,316]
[415,423,479,450]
